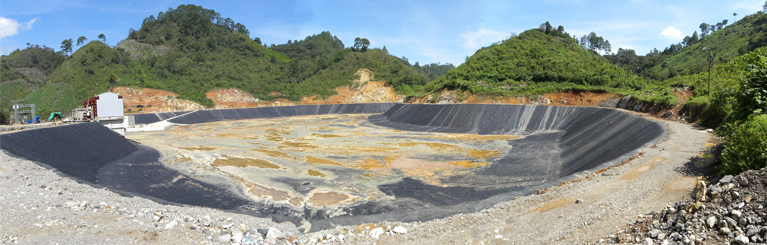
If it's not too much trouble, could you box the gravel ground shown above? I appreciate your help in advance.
[0,112,712,244]
[600,167,767,245]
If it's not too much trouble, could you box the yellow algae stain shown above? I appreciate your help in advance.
[263,134,284,142]
[172,156,193,164]
[179,146,218,151]
[246,183,290,202]
[423,134,521,141]
[311,133,343,138]
[387,156,484,170]
[306,156,343,166]
[397,142,462,153]
[280,141,317,149]
[288,197,304,206]
[215,133,246,139]
[356,158,388,170]
[295,136,316,141]
[213,157,281,169]
[467,149,500,159]
[449,160,490,168]
[308,170,327,177]
[308,192,350,206]
[383,156,401,165]
[310,126,342,131]
[227,174,300,205]
[263,127,292,135]
[251,149,290,157]
[331,146,398,155]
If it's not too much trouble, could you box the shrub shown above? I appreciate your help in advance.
[733,55,767,121]
[718,114,767,175]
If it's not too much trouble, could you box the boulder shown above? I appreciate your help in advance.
[370,227,384,239]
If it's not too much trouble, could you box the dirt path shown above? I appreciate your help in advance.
[322,113,713,244]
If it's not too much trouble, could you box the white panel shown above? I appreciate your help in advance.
[95,92,124,118]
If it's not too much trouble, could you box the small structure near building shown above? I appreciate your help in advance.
[11,104,35,125]
[84,92,128,136]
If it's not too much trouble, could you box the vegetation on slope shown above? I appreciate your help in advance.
[0,45,66,122]
[606,12,767,81]
[424,26,666,102]
[33,4,450,111]
[715,51,767,174]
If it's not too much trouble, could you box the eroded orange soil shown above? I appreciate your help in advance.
[114,67,652,114]
[115,87,204,113]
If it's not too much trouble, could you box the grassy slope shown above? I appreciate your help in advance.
[0,46,66,121]
[41,5,431,108]
[300,49,428,98]
[424,29,673,102]
[648,12,767,78]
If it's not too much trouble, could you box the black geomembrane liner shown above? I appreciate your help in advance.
[0,103,665,231]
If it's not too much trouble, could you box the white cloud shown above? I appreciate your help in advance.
[459,27,509,50]
[0,17,39,39]
[659,26,683,39]
[22,18,38,30]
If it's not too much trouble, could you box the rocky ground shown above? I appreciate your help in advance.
[0,111,722,244]
[599,168,767,245]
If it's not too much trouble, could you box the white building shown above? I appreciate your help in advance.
[92,92,127,136]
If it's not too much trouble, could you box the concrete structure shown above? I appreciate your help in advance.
[88,92,127,136]
[94,92,124,118]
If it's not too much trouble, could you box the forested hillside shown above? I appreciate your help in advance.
[4,4,450,120]
[606,12,767,81]
[0,45,67,122]
[425,26,655,99]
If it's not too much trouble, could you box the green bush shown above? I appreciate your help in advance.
[718,114,767,175]
[733,55,767,121]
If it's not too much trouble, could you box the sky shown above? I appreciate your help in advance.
[0,0,764,66]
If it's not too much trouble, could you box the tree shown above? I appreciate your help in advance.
[734,13,738,22]
[60,38,73,57]
[579,32,611,54]
[353,37,370,52]
[76,36,88,46]
[699,23,710,38]
[254,37,262,45]
[723,19,729,26]
[104,73,120,92]
[764,1,767,13]
[98,33,106,42]
[544,21,552,34]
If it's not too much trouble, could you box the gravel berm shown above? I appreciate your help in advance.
[0,110,711,244]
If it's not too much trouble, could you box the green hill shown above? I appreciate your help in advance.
[425,27,656,99]
[606,12,767,81]
[0,45,66,121]
[30,4,441,116]
[648,12,767,79]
